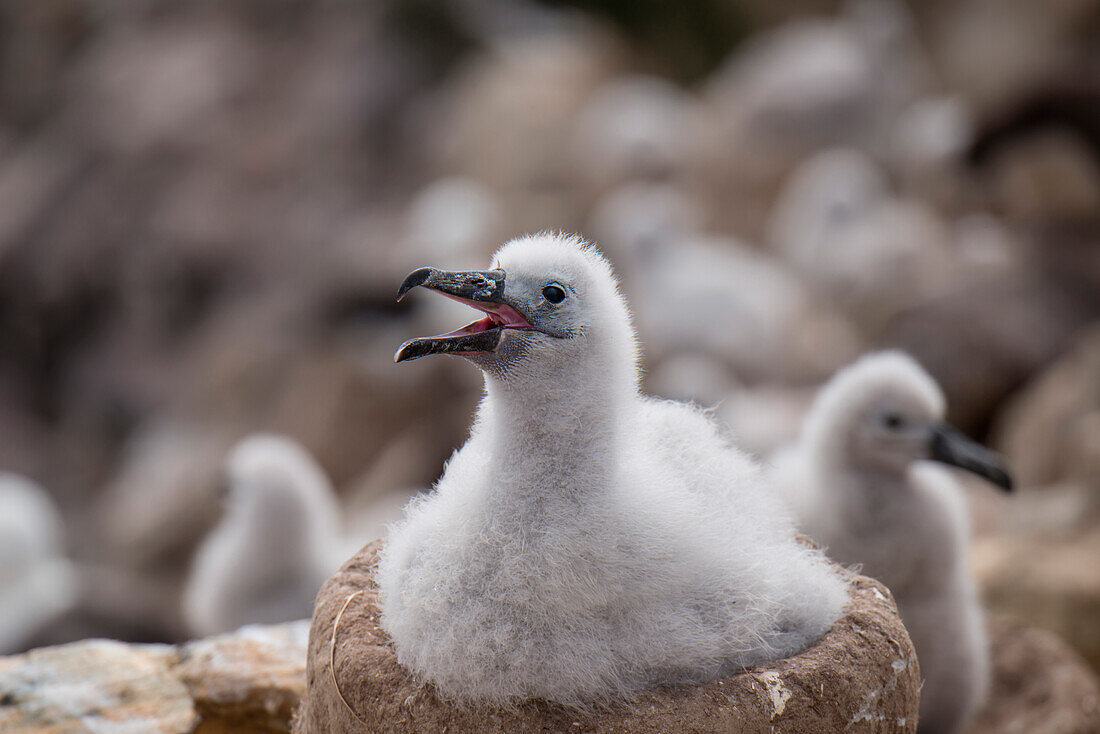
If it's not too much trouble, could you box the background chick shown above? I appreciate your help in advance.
[770,351,1012,734]
[182,434,347,637]
[0,473,77,654]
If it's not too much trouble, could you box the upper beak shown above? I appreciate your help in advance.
[394,267,531,363]
[396,267,506,304]
[929,424,1014,492]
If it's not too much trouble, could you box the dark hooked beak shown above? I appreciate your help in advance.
[929,424,1013,492]
[396,267,505,304]
[394,267,532,363]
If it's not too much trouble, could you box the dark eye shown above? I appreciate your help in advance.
[542,284,566,304]
[882,412,905,430]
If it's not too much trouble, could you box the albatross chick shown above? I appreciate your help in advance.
[0,473,76,654]
[183,434,344,637]
[380,233,846,708]
[771,351,1013,734]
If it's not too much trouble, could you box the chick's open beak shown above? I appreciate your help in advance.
[394,267,533,362]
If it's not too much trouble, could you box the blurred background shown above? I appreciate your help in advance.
[0,0,1098,678]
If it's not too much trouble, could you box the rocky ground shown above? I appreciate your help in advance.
[0,621,309,732]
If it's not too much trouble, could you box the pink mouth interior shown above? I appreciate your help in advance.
[435,292,534,338]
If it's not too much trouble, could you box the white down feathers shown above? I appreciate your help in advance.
[379,234,846,707]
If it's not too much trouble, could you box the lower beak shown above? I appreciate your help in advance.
[929,424,1014,492]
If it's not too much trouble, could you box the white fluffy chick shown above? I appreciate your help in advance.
[379,233,846,708]
[771,351,1013,734]
[767,148,955,329]
[633,232,861,383]
[0,473,76,654]
[183,434,345,637]
[571,75,712,192]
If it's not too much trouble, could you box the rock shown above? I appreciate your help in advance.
[950,213,1024,280]
[991,324,1100,497]
[73,21,257,153]
[705,20,876,151]
[0,621,310,733]
[973,524,1100,673]
[968,615,1100,734]
[0,128,87,252]
[438,29,624,234]
[877,274,1091,436]
[981,129,1100,224]
[701,0,930,235]
[174,621,310,731]
[294,541,921,733]
[0,639,198,733]
[926,0,1096,113]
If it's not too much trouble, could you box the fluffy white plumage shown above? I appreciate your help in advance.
[379,233,846,708]
[771,351,996,734]
[0,473,76,654]
[183,434,345,637]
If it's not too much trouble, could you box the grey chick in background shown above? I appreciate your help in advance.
[183,434,346,637]
[771,351,1013,734]
[379,233,846,708]
[0,473,77,654]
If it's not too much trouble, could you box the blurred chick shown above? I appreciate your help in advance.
[0,473,77,654]
[770,351,1012,734]
[767,148,955,331]
[632,232,861,384]
[182,434,345,637]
